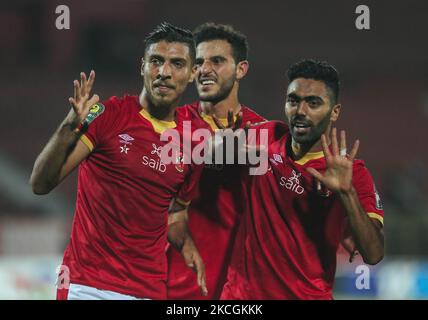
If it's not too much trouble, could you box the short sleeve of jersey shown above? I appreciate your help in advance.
[175,163,204,206]
[248,120,288,146]
[352,160,385,225]
[241,106,266,125]
[80,96,120,152]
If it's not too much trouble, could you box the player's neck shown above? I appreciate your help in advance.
[139,90,176,122]
[291,139,326,160]
[199,87,241,118]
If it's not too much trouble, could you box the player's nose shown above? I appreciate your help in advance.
[199,60,213,75]
[158,63,172,78]
[296,101,308,116]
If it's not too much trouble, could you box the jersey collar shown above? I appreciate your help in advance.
[198,103,240,131]
[291,142,325,165]
[139,108,176,134]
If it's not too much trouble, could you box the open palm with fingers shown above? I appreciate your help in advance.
[67,70,99,127]
[307,128,360,194]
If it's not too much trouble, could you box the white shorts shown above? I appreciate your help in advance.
[67,283,150,300]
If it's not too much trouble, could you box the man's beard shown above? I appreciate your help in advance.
[146,89,176,120]
[289,110,332,145]
[199,75,235,105]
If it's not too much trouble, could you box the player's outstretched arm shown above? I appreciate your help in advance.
[307,128,384,265]
[30,71,99,195]
[168,198,208,296]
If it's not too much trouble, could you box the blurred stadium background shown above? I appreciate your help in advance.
[1,0,427,299]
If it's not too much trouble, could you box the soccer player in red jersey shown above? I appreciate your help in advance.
[221,59,384,299]
[167,23,265,299]
[30,23,207,300]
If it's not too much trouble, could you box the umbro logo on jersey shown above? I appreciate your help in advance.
[142,143,166,173]
[118,133,135,145]
[269,154,283,166]
[273,154,283,163]
[119,133,134,154]
[269,158,278,166]
[279,170,304,194]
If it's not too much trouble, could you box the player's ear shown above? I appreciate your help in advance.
[236,60,249,81]
[188,64,197,83]
[330,103,341,122]
[140,58,145,77]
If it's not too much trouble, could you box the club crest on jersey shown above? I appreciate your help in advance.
[279,170,305,194]
[142,143,166,173]
[83,102,105,126]
[175,151,185,173]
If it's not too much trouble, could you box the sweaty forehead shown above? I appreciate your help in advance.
[145,41,190,59]
[287,78,330,100]
[196,39,233,59]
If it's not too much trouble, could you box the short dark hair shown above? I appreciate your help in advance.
[144,22,195,62]
[193,22,248,63]
[287,59,340,104]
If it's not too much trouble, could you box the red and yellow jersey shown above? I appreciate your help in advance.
[167,102,266,299]
[221,121,384,300]
[61,95,200,299]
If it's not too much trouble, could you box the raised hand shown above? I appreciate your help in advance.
[306,128,360,194]
[212,109,251,131]
[67,70,99,128]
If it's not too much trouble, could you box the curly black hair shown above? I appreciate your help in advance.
[287,59,340,104]
[144,22,195,62]
[193,22,248,63]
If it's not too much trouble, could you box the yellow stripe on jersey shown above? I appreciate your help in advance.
[200,112,237,132]
[139,108,177,134]
[294,151,325,165]
[292,143,325,165]
[368,212,384,226]
[80,134,94,152]
[175,197,191,207]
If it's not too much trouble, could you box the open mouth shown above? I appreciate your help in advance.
[292,122,311,134]
[199,79,216,89]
